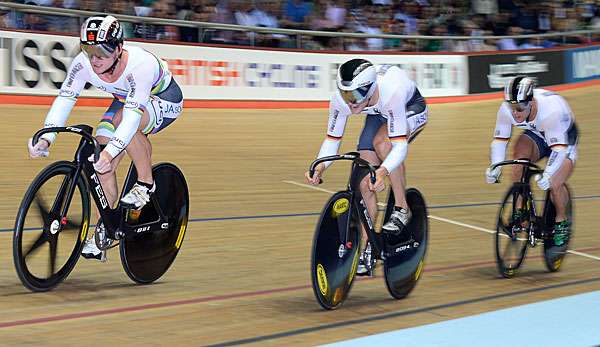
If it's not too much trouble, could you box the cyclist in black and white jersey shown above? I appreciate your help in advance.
[486,76,578,246]
[27,15,184,260]
[305,58,428,275]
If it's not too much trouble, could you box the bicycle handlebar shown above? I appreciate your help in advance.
[490,159,543,173]
[33,126,101,162]
[309,152,377,185]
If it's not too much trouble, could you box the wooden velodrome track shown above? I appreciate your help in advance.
[0,85,599,346]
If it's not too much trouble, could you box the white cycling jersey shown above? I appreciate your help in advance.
[41,46,172,158]
[491,88,578,177]
[318,65,427,173]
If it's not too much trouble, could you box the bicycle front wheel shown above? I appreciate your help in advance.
[495,185,530,278]
[311,191,360,310]
[13,161,90,292]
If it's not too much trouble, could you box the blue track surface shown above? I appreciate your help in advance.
[320,291,600,347]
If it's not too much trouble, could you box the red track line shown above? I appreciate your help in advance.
[3,244,599,329]
[0,258,497,329]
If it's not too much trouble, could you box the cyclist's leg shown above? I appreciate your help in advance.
[358,150,381,242]
[95,99,128,208]
[373,124,407,210]
[374,103,428,211]
[549,146,576,222]
[511,130,543,182]
[356,114,387,242]
[106,103,154,185]
[119,83,183,207]
[510,131,544,213]
[82,99,127,259]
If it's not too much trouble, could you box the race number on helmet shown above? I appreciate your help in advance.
[337,59,377,105]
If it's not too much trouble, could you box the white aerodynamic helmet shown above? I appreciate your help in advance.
[337,59,377,105]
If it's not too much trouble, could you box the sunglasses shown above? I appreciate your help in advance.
[80,43,115,59]
[508,101,530,112]
[339,84,372,106]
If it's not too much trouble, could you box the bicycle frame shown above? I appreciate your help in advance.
[310,152,385,259]
[33,125,170,240]
[491,159,546,247]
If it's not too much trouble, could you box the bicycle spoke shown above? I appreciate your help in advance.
[499,224,513,239]
[34,196,50,226]
[24,231,49,258]
[49,234,58,276]
[502,240,514,261]
[61,219,82,233]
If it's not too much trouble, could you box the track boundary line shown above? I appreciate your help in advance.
[283,180,600,262]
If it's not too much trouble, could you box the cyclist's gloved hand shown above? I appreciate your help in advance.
[485,166,501,184]
[27,137,49,158]
[88,151,113,174]
[369,167,387,193]
[536,172,551,190]
[305,163,325,185]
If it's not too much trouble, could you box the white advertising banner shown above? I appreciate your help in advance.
[0,30,469,100]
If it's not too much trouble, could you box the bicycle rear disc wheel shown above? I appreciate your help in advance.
[383,188,428,300]
[495,185,530,278]
[542,186,572,272]
[120,163,189,284]
[13,161,90,292]
[311,191,360,310]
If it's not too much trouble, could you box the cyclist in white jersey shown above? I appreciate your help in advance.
[27,15,184,260]
[485,76,578,246]
[304,59,428,275]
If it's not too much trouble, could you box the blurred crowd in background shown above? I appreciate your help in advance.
[2,0,600,51]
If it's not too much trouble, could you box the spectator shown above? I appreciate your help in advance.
[310,0,346,30]
[112,0,136,38]
[22,2,48,31]
[281,0,312,29]
[519,36,543,49]
[394,1,418,34]
[472,0,498,15]
[5,0,600,50]
[537,4,552,32]
[153,0,179,41]
[514,4,537,31]
[496,25,521,50]
[344,30,367,51]
[251,0,289,47]
[424,23,452,52]
[359,9,384,51]
[0,9,10,29]
[208,0,236,44]
[326,0,346,29]
[383,18,405,50]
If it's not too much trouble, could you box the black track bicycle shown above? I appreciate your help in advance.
[13,125,189,292]
[308,152,428,310]
[492,159,572,278]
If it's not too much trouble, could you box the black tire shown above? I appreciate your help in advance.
[542,186,572,272]
[495,185,530,278]
[13,161,90,292]
[120,163,189,284]
[383,188,428,300]
[311,191,360,310]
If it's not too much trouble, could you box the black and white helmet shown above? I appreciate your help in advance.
[80,15,123,58]
[337,59,377,105]
[504,75,535,104]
